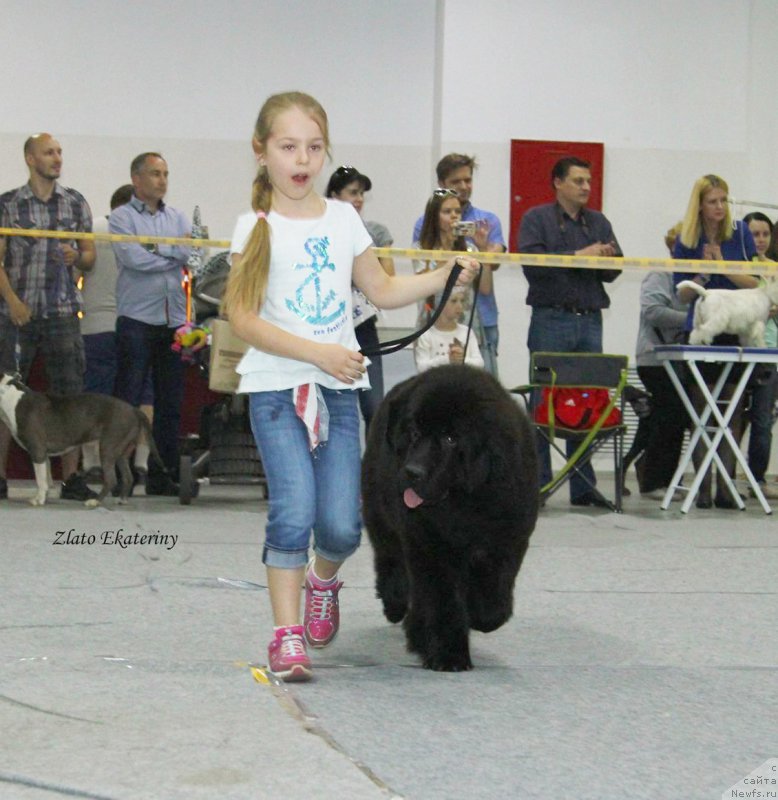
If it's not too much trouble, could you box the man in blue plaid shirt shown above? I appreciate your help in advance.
[0,133,97,501]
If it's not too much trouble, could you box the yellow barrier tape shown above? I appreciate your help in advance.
[0,226,231,249]
[1,227,775,276]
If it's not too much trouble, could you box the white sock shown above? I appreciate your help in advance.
[310,564,338,585]
[82,442,100,471]
[134,443,150,470]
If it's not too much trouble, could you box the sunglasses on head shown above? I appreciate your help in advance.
[433,188,459,198]
[334,165,359,177]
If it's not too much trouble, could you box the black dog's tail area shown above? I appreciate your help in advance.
[136,410,170,475]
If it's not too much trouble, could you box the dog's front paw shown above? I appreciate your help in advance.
[29,494,47,507]
[423,650,473,672]
[84,498,100,509]
[116,497,128,506]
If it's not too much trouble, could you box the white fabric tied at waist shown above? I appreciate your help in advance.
[293,383,330,451]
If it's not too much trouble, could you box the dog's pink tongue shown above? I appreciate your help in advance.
[403,488,424,509]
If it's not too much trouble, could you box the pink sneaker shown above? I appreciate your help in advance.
[304,560,343,648]
[267,625,312,682]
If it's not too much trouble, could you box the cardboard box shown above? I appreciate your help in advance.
[208,318,248,393]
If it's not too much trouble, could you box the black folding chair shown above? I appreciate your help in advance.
[512,352,629,512]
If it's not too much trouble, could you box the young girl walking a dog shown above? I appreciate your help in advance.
[222,91,477,681]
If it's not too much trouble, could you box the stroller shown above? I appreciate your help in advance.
[178,252,267,504]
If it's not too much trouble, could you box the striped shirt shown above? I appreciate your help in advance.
[0,182,92,319]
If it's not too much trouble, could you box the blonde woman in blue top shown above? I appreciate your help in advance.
[672,174,758,508]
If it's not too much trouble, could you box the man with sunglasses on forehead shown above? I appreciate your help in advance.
[412,153,505,377]
[517,155,622,508]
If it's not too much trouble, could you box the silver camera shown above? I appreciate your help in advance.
[453,220,476,237]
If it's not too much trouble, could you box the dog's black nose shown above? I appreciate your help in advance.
[404,462,426,482]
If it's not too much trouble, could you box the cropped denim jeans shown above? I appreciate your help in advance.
[248,387,362,569]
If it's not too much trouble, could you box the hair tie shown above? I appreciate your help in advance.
[256,210,267,221]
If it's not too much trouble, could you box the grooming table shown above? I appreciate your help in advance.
[654,345,778,514]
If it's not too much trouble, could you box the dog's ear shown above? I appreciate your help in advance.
[385,392,410,453]
[383,377,419,452]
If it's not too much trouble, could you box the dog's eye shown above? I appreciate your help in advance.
[443,433,457,447]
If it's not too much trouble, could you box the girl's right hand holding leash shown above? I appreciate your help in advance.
[313,343,366,384]
[443,256,480,287]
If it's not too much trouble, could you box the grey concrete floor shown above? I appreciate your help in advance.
[1,476,777,800]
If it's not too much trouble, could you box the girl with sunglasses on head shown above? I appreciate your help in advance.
[413,188,490,335]
[325,165,393,431]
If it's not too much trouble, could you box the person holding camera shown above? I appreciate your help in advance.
[412,188,490,339]
[517,156,622,507]
[412,153,504,376]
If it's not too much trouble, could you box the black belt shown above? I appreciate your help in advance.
[539,305,600,316]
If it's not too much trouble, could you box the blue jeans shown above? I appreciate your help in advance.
[248,388,362,569]
[114,316,184,480]
[527,307,603,500]
[83,331,117,395]
[748,367,777,483]
[481,324,499,378]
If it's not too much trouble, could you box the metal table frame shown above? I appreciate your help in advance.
[654,345,778,514]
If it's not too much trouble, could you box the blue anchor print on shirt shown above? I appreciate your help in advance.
[285,236,346,325]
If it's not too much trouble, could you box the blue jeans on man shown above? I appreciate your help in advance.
[527,307,603,501]
[115,316,184,485]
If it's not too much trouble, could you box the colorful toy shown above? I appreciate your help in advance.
[171,322,211,363]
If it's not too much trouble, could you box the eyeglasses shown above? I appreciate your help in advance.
[433,188,459,198]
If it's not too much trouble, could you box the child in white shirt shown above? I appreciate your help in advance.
[414,287,484,372]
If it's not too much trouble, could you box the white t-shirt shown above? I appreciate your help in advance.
[414,323,484,373]
[230,199,373,393]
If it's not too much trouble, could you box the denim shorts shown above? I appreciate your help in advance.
[248,387,362,569]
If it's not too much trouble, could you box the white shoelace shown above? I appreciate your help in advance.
[280,633,306,657]
[309,588,335,620]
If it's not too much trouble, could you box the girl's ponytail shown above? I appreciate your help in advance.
[222,168,273,317]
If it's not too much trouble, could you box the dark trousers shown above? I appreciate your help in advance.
[636,365,689,492]
[354,317,384,433]
[115,316,184,481]
[527,307,603,500]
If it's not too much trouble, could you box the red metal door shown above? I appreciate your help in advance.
[509,139,604,250]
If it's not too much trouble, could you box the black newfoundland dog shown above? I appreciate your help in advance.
[361,364,539,671]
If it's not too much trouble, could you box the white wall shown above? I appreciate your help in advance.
[2,0,778,399]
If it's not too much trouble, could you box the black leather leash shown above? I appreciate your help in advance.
[359,263,482,358]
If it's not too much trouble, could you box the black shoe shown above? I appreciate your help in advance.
[0,477,7,500]
[714,495,742,510]
[145,476,180,497]
[696,495,712,509]
[571,491,610,508]
[60,473,99,502]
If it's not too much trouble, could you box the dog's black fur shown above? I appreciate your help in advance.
[361,364,539,671]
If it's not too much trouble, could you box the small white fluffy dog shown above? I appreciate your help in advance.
[678,278,778,347]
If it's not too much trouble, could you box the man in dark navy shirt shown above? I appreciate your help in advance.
[517,156,622,507]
